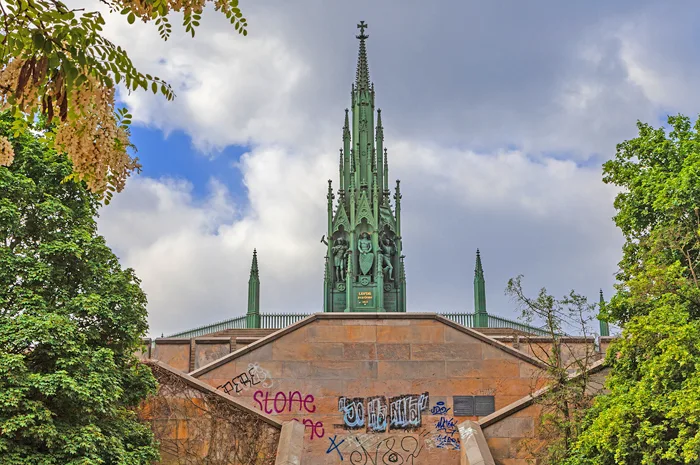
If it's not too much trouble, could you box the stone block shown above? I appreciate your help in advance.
[483,417,535,439]
[343,342,377,360]
[444,326,480,344]
[274,420,305,465]
[446,361,483,378]
[308,325,376,343]
[272,341,344,361]
[376,343,411,360]
[411,343,483,361]
[377,324,444,343]
[458,420,496,465]
[377,361,445,379]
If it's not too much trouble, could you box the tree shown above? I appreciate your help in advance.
[0,112,159,463]
[506,276,602,464]
[0,0,248,201]
[566,115,700,464]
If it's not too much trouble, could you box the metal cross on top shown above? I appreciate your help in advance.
[356,21,369,39]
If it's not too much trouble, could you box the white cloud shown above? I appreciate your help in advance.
[92,0,700,336]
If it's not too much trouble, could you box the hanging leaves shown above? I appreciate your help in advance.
[0,0,248,199]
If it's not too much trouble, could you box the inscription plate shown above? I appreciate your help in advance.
[474,396,495,416]
[453,396,474,416]
[332,291,346,311]
[355,289,374,307]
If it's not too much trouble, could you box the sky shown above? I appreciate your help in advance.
[92,0,700,337]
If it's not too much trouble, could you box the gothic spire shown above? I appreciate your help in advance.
[355,21,370,91]
[474,249,487,327]
[598,289,609,337]
[250,248,259,277]
[246,249,261,328]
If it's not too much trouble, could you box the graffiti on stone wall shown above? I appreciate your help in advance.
[429,401,450,415]
[292,418,325,440]
[367,396,388,432]
[326,432,426,464]
[338,393,429,431]
[253,390,316,414]
[253,390,325,441]
[423,415,460,451]
[339,397,366,429]
[216,362,272,395]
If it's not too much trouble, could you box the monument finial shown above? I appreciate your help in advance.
[355,21,370,90]
[356,20,369,39]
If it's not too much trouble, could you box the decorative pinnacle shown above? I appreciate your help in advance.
[343,109,350,138]
[475,249,484,275]
[250,249,259,277]
[599,288,604,303]
[327,179,334,201]
[355,21,370,90]
[376,108,384,140]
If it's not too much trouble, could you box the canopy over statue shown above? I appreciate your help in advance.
[323,22,406,313]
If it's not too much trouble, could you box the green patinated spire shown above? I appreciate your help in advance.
[355,21,370,91]
[246,249,261,328]
[474,249,488,328]
[323,22,406,313]
[598,289,610,337]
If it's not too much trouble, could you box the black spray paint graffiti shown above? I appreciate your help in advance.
[388,393,429,429]
[216,363,272,395]
[338,393,429,431]
[326,434,425,464]
[367,396,388,432]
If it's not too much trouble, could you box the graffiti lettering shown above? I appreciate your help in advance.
[434,434,460,450]
[430,401,450,415]
[216,363,272,395]
[388,392,429,429]
[327,435,346,460]
[345,436,423,465]
[292,418,325,440]
[435,416,458,437]
[253,390,316,414]
[367,396,388,432]
[339,397,366,429]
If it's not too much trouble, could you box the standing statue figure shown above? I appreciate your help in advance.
[380,233,395,281]
[331,237,349,281]
[358,232,374,276]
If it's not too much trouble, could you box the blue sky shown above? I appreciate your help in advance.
[130,126,249,203]
[94,0,700,336]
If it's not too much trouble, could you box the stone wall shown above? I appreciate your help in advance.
[142,361,282,465]
[190,314,551,464]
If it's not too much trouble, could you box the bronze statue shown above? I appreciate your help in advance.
[358,232,373,275]
[380,233,395,281]
[331,237,349,281]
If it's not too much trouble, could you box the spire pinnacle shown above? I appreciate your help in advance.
[475,249,483,275]
[598,288,610,337]
[355,21,370,90]
[474,249,487,326]
[250,248,259,277]
[343,109,350,138]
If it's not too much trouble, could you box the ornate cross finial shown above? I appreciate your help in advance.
[356,21,369,39]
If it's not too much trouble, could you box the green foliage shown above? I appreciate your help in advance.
[602,115,700,323]
[0,113,159,464]
[506,276,599,464]
[566,115,700,464]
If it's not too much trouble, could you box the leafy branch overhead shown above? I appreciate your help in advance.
[0,0,247,201]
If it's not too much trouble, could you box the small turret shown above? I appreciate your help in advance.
[598,289,610,337]
[474,249,488,328]
[246,249,261,328]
